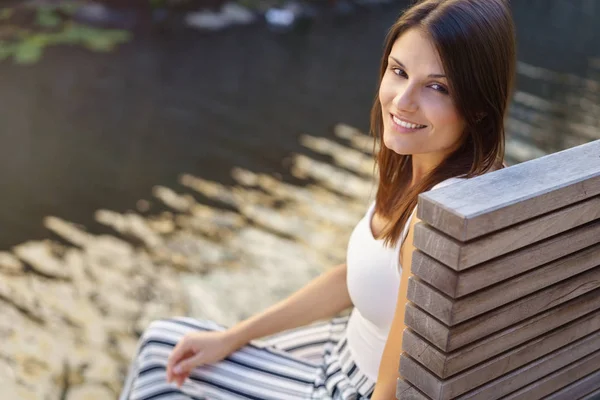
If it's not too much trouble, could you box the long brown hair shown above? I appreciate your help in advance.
[372,0,516,246]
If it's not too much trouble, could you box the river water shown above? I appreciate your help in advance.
[0,0,598,249]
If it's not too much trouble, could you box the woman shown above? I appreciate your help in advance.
[120,0,516,398]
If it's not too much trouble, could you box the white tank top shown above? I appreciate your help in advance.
[345,177,463,381]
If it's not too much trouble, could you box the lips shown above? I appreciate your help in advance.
[391,114,427,129]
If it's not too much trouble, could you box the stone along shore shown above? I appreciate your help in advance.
[0,124,378,399]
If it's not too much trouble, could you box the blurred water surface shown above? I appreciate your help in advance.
[0,0,598,249]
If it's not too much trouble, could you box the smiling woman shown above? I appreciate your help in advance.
[372,0,515,248]
[379,30,465,164]
[118,1,517,399]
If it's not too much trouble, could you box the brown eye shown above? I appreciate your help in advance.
[392,67,408,78]
[430,83,449,94]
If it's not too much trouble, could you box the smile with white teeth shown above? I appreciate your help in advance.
[392,115,426,129]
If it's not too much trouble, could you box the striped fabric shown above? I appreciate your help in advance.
[119,315,375,400]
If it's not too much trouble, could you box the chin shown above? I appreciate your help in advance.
[382,131,416,155]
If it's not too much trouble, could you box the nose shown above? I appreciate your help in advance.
[392,83,419,113]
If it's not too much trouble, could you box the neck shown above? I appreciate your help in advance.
[410,153,446,186]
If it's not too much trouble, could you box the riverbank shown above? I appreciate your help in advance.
[0,123,375,399]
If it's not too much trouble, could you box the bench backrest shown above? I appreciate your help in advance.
[397,139,600,400]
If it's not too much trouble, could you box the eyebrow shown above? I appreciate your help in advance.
[389,56,447,79]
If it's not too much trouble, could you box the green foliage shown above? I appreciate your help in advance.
[0,4,132,65]
[0,8,14,20]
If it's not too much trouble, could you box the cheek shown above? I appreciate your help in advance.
[428,100,465,139]
[378,76,395,108]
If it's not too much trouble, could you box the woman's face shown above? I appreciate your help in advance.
[379,28,466,158]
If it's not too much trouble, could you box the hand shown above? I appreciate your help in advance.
[166,329,240,387]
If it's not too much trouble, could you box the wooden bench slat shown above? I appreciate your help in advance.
[417,140,600,241]
[403,288,600,374]
[411,220,600,298]
[408,244,600,325]
[454,330,600,400]
[400,310,600,399]
[406,266,600,350]
[545,368,600,400]
[502,349,600,400]
[396,378,430,400]
[415,194,600,270]
[580,387,600,400]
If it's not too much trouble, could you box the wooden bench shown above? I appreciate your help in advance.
[396,139,600,400]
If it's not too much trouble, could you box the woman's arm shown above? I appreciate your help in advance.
[371,212,421,399]
[226,263,352,348]
[167,263,352,386]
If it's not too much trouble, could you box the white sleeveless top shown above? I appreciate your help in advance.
[345,177,463,381]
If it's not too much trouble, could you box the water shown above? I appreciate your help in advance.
[0,1,598,250]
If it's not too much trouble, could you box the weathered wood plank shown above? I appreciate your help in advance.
[405,303,453,351]
[502,349,600,400]
[399,310,600,399]
[580,387,600,400]
[416,140,600,241]
[406,265,600,350]
[411,220,600,298]
[403,288,600,372]
[414,195,600,270]
[396,378,430,400]
[408,244,600,325]
[545,369,600,400]
[455,330,600,400]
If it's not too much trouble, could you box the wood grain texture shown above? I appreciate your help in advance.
[409,265,600,350]
[405,303,453,351]
[403,288,600,370]
[455,330,600,400]
[396,378,430,400]
[399,310,600,399]
[416,139,600,241]
[502,349,600,400]
[408,244,600,325]
[411,220,600,298]
[414,195,600,270]
[545,369,600,400]
[580,387,600,400]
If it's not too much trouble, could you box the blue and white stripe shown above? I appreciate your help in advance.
[119,316,375,400]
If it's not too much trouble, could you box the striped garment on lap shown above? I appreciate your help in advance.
[119,316,375,400]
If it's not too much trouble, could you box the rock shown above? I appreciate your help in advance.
[299,134,375,177]
[185,2,254,30]
[292,154,374,198]
[0,275,48,323]
[334,123,377,153]
[68,348,121,393]
[146,212,176,235]
[153,186,195,212]
[0,359,20,400]
[13,241,72,280]
[180,175,239,208]
[221,2,255,24]
[95,210,163,248]
[0,252,24,275]
[0,302,67,400]
[66,384,115,400]
[44,217,94,247]
[164,231,236,272]
[185,10,231,30]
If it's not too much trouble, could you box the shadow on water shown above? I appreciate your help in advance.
[0,0,598,249]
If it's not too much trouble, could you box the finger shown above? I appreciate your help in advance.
[174,351,204,376]
[167,338,192,382]
[175,372,189,388]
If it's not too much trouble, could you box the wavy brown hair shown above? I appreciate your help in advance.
[372,0,516,246]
